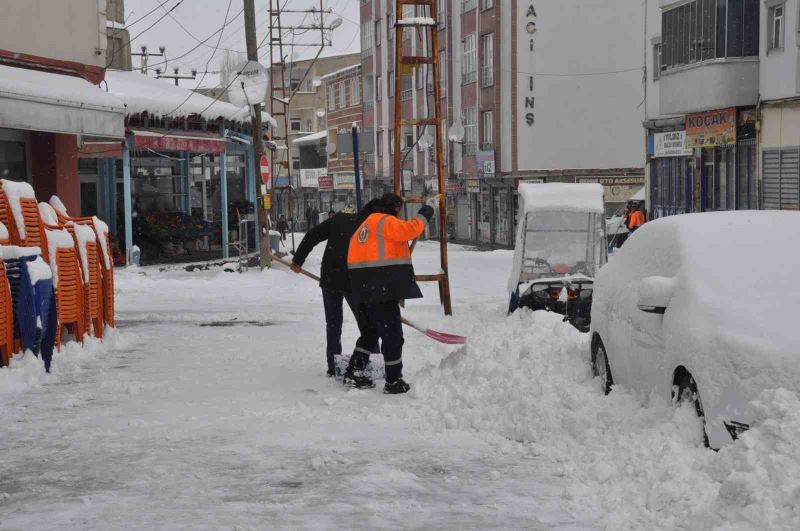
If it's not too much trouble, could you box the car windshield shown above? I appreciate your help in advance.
[520,211,596,281]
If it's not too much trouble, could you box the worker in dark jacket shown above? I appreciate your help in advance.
[291,201,379,376]
[346,193,434,394]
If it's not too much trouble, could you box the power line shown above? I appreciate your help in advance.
[165,0,234,117]
[107,0,185,68]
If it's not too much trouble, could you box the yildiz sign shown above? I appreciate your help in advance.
[516,1,645,172]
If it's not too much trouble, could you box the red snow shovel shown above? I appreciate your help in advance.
[272,255,467,345]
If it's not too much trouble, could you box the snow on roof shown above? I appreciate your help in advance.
[104,70,267,123]
[292,130,327,145]
[0,65,125,113]
[230,107,277,128]
[320,64,360,81]
[518,183,605,214]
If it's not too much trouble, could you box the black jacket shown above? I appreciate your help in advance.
[292,201,380,293]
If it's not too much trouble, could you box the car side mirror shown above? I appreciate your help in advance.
[637,275,674,314]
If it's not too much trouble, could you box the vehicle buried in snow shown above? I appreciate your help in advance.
[508,183,607,332]
[590,211,800,448]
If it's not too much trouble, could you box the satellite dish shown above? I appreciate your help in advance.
[316,107,326,118]
[227,60,270,108]
[312,76,323,87]
[418,133,433,149]
[326,142,337,155]
[448,121,465,142]
[329,17,343,30]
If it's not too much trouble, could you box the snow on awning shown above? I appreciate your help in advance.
[0,65,125,138]
[104,70,272,125]
[292,130,327,145]
[631,186,645,201]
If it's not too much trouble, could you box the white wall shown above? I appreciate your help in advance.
[516,0,646,171]
[760,0,800,101]
[646,0,668,120]
[0,0,106,68]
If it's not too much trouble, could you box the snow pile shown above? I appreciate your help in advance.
[48,195,68,217]
[27,256,53,285]
[38,202,59,226]
[1,179,36,240]
[0,221,8,241]
[518,182,605,214]
[92,216,112,270]
[45,227,76,287]
[396,17,436,26]
[0,351,47,394]
[0,244,40,260]
[68,222,97,283]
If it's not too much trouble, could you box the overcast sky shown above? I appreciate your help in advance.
[124,0,360,88]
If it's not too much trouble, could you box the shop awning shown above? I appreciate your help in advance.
[0,65,125,138]
[130,128,227,154]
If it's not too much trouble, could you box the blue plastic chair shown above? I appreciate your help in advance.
[4,253,56,371]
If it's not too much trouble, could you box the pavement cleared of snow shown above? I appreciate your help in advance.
[1,242,798,530]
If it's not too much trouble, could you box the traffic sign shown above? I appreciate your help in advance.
[260,154,270,186]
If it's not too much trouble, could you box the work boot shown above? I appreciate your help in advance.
[343,367,375,389]
[384,378,411,395]
[326,368,335,377]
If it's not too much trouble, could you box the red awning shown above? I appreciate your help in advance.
[130,129,227,154]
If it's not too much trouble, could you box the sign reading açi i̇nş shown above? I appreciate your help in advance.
[685,108,737,149]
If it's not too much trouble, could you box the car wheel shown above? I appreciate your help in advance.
[592,338,614,395]
[671,369,710,448]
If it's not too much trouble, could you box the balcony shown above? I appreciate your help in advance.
[659,58,759,115]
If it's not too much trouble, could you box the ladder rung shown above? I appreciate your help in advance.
[400,56,435,65]
[400,118,438,126]
[416,274,446,282]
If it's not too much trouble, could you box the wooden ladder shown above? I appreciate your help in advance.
[267,0,290,182]
[393,0,452,315]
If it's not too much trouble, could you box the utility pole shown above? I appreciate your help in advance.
[244,0,271,267]
[131,45,166,74]
[156,67,197,86]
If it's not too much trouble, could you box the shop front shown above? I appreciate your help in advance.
[648,130,694,219]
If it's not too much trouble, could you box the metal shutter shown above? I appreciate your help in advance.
[762,147,800,210]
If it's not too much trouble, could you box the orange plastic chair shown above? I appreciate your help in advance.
[0,180,46,252]
[39,203,102,339]
[44,227,85,349]
[49,196,114,328]
[0,224,15,367]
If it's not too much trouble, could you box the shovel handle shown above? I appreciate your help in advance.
[272,254,321,282]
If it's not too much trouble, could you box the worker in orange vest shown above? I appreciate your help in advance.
[344,193,434,393]
[628,208,645,233]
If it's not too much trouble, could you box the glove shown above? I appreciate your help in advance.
[417,205,434,222]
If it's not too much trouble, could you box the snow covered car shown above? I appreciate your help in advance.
[508,183,607,332]
[590,211,800,448]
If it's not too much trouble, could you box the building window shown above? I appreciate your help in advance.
[401,74,413,100]
[462,34,476,84]
[661,0,759,71]
[327,85,336,111]
[402,5,414,40]
[363,75,375,109]
[388,71,395,98]
[361,20,374,56]
[389,129,394,154]
[768,4,785,52]
[653,43,662,81]
[377,131,383,157]
[462,0,477,13]
[290,118,301,132]
[462,107,477,156]
[481,110,493,149]
[439,49,447,95]
[480,33,494,87]
[376,75,382,101]
[387,13,394,40]
[375,19,381,47]
[339,81,347,108]
[351,77,361,106]
[481,0,493,10]
[437,0,446,27]
[403,126,414,150]
[292,160,301,171]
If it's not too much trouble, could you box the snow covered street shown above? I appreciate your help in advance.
[2,242,799,530]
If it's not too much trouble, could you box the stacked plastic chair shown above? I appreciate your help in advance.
[49,196,114,328]
[40,203,103,339]
[0,180,83,351]
[0,224,16,368]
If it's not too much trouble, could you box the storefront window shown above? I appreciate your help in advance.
[737,142,757,209]
[493,188,509,245]
[0,140,27,182]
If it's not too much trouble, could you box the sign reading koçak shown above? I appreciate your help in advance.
[260,154,270,186]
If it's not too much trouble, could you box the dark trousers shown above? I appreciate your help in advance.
[351,300,404,382]
[321,288,378,373]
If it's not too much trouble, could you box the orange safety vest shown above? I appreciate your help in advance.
[629,210,645,229]
[347,212,428,302]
